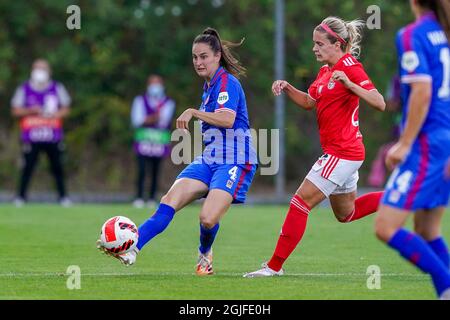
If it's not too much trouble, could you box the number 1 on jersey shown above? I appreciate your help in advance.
[439,47,450,99]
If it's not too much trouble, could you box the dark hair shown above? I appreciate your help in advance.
[193,27,246,78]
[418,0,450,40]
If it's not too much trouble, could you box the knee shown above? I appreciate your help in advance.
[374,217,394,243]
[160,193,177,209]
[199,214,218,229]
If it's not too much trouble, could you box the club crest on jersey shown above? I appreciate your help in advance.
[401,51,420,73]
[217,92,229,104]
[328,80,335,90]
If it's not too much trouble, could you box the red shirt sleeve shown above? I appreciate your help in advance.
[347,64,376,91]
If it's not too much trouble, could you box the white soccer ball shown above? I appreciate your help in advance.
[100,216,139,254]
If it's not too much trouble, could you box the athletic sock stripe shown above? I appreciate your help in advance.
[290,201,309,215]
[324,157,340,179]
[344,209,356,222]
[290,198,310,214]
[291,200,309,214]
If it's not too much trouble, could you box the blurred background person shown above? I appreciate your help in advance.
[131,74,175,208]
[375,0,450,299]
[11,58,71,207]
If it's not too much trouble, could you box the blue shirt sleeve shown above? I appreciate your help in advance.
[397,28,431,83]
[213,76,240,114]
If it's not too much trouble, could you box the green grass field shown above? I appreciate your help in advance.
[1,203,446,300]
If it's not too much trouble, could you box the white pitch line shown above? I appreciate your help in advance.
[0,272,428,278]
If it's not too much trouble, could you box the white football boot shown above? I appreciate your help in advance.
[96,240,139,266]
[243,262,284,278]
[196,249,214,276]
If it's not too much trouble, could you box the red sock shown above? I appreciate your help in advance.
[343,191,383,223]
[267,195,311,272]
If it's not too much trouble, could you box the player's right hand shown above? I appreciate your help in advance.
[272,80,289,96]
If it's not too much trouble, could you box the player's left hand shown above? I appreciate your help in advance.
[176,108,194,130]
[385,141,411,171]
[331,71,352,88]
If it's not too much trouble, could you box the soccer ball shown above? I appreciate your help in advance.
[100,216,139,254]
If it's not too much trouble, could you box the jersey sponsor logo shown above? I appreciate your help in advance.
[217,91,229,104]
[401,51,420,73]
[327,80,335,90]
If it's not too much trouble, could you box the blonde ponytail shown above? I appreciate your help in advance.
[315,16,366,58]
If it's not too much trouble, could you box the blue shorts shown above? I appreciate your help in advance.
[177,156,257,204]
[381,133,450,211]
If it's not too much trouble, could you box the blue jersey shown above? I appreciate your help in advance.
[382,13,450,211]
[199,67,257,165]
[396,12,450,135]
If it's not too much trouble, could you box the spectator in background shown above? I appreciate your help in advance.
[367,74,402,188]
[131,75,175,208]
[11,58,71,207]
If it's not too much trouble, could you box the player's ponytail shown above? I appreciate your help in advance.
[193,27,246,78]
[315,17,365,59]
[418,0,450,41]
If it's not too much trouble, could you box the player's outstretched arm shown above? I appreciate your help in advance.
[272,80,316,111]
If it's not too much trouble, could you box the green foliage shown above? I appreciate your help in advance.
[0,0,412,192]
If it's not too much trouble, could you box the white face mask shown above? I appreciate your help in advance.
[147,84,164,98]
[31,69,50,84]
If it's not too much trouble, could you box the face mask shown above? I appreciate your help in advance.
[147,84,164,98]
[31,69,50,84]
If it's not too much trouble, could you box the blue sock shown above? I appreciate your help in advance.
[136,203,175,251]
[199,223,219,254]
[388,229,450,296]
[428,237,450,268]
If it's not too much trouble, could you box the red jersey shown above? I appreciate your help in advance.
[307,54,376,161]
